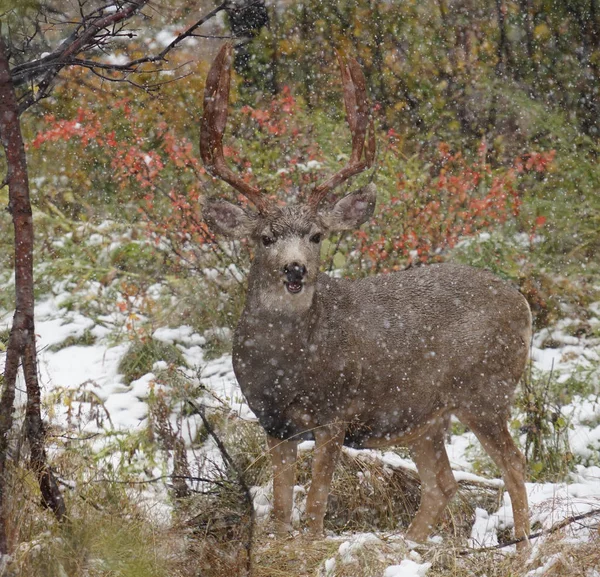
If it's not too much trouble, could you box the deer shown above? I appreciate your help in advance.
[200,44,532,548]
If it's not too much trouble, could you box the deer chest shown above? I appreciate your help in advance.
[232,320,356,439]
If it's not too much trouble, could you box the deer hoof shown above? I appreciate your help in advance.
[305,523,325,539]
[404,526,428,545]
[272,520,293,536]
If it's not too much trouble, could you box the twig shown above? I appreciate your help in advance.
[12,0,152,85]
[460,507,600,555]
[12,1,230,113]
[186,399,254,576]
[92,473,230,488]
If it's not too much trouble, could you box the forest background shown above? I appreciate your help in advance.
[1,1,600,576]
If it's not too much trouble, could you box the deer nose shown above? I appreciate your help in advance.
[283,262,307,282]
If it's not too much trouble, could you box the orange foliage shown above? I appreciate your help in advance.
[354,139,554,273]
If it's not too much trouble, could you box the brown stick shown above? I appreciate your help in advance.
[187,399,254,576]
[460,507,600,555]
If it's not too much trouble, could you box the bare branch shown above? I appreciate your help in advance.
[186,398,254,574]
[11,2,226,84]
[12,1,151,86]
[10,1,230,114]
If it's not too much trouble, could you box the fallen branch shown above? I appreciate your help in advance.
[460,507,600,555]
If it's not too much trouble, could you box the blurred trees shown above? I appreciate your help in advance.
[225,0,600,263]
[26,0,600,268]
[244,0,600,149]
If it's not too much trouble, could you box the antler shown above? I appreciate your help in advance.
[200,44,269,212]
[308,52,376,209]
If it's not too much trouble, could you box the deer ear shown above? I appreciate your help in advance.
[321,183,376,232]
[203,199,256,239]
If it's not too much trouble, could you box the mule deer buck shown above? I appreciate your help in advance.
[201,45,531,546]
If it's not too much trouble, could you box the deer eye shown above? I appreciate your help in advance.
[262,235,275,247]
[310,233,322,244]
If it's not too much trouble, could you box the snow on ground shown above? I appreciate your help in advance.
[384,558,432,577]
[1,284,600,574]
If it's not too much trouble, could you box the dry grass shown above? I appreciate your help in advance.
[253,536,339,577]
[178,419,522,577]
[176,531,252,577]
[251,532,415,577]
[323,449,421,533]
[179,416,600,576]
[248,527,600,577]
[529,534,600,576]
[425,529,600,577]
[174,484,253,577]
[3,462,183,577]
[6,410,598,577]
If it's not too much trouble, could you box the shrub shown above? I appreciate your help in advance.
[514,369,574,482]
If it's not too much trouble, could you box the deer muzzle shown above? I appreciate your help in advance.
[283,262,307,294]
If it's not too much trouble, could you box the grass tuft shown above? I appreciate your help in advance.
[48,328,97,352]
[118,337,188,384]
[3,459,184,577]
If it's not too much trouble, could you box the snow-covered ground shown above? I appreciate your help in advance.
[1,273,600,576]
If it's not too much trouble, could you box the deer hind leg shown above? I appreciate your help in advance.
[456,411,530,549]
[267,435,298,534]
[405,425,459,543]
[305,423,345,536]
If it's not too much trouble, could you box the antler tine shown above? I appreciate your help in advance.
[308,52,375,209]
[200,44,268,212]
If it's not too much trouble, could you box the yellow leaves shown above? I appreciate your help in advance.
[278,39,296,56]
[534,23,551,41]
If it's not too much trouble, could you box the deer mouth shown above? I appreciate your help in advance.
[285,281,303,294]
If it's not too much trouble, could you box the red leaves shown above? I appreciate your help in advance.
[515,150,556,173]
[241,85,298,136]
[31,108,103,148]
[354,141,554,271]
[33,99,207,254]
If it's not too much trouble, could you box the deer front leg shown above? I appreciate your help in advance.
[305,423,345,536]
[267,435,298,534]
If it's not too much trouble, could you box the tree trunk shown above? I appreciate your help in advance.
[0,34,66,555]
[495,0,513,79]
